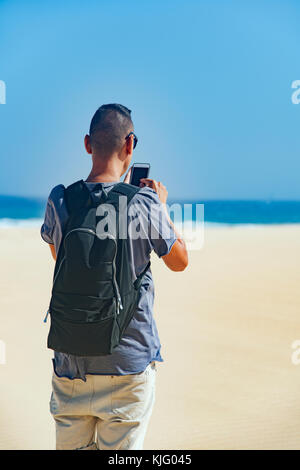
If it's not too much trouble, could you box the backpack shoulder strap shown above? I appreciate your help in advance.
[107,182,141,205]
[64,180,92,213]
[133,260,151,289]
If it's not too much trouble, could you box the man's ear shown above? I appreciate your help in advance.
[84,134,92,154]
[125,134,134,156]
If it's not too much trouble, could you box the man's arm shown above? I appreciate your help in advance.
[160,204,188,271]
[49,244,56,261]
[140,178,188,272]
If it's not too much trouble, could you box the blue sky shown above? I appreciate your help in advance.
[0,0,299,200]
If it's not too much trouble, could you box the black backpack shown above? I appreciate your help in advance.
[46,180,150,356]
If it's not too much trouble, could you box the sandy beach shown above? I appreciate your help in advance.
[1,224,300,450]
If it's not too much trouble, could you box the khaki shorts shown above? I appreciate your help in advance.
[50,361,157,450]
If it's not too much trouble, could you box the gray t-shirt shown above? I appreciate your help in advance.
[41,181,177,380]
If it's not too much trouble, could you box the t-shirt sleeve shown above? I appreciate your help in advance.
[40,197,55,245]
[40,184,68,254]
[135,187,177,258]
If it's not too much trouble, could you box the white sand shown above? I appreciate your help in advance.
[1,225,300,449]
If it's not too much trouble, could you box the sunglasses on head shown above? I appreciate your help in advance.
[125,132,138,149]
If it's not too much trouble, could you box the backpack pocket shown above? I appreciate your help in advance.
[48,296,120,356]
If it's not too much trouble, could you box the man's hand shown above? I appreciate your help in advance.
[139,178,168,204]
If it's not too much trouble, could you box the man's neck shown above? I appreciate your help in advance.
[86,156,122,183]
[85,172,120,183]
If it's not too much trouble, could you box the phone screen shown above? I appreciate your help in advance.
[130,164,150,187]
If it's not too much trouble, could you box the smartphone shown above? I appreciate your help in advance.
[129,163,150,187]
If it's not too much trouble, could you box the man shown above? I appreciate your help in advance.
[41,103,188,450]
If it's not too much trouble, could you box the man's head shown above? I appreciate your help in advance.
[84,104,135,174]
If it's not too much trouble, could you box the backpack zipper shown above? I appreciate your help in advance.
[108,233,124,314]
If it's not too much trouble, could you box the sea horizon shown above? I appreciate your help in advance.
[1,194,300,227]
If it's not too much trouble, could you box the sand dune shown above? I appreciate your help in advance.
[1,225,300,449]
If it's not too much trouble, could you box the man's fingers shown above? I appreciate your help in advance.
[140,178,157,188]
[139,178,168,204]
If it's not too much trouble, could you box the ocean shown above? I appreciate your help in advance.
[0,195,45,227]
[0,195,300,227]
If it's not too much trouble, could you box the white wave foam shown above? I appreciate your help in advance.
[0,218,43,228]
